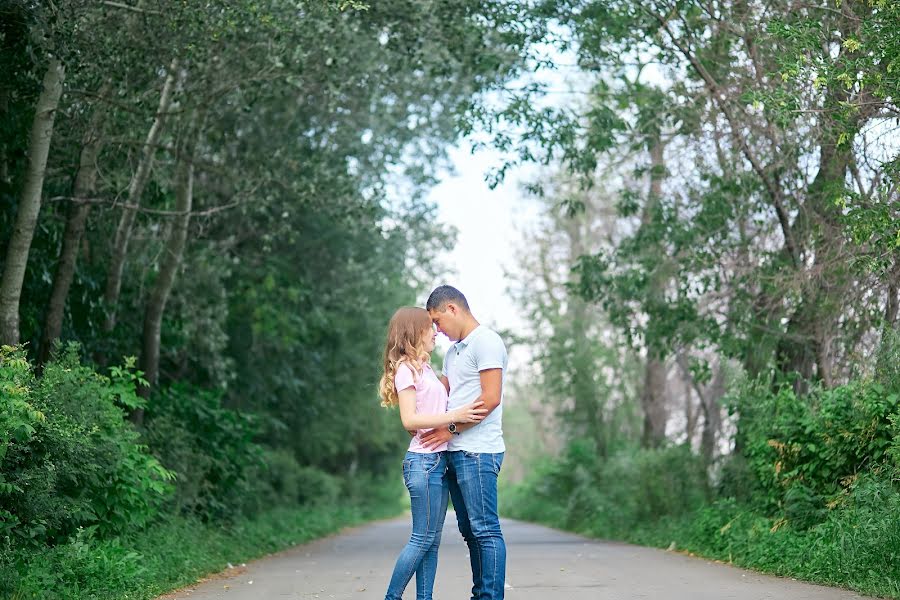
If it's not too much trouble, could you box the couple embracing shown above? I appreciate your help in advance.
[379,285,508,600]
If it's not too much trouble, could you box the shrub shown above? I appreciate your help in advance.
[0,344,174,546]
[142,383,263,520]
[588,444,709,537]
[715,452,758,503]
[4,526,144,599]
[499,455,569,529]
[248,449,342,510]
[737,378,900,525]
[504,440,709,537]
[0,346,43,542]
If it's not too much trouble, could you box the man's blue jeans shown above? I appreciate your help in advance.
[447,450,506,600]
[385,451,449,600]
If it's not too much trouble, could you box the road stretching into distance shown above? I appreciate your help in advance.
[159,514,875,600]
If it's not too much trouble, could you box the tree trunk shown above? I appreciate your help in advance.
[563,204,607,454]
[0,88,8,183]
[0,58,65,345]
[683,376,698,446]
[38,91,108,367]
[699,363,725,465]
[640,138,669,448]
[103,59,179,333]
[641,356,668,447]
[885,257,899,330]
[775,138,851,391]
[677,353,725,465]
[134,116,201,423]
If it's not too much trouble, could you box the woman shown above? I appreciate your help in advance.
[379,306,486,600]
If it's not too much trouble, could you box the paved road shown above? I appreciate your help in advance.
[159,513,875,599]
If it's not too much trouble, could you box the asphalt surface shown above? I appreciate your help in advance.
[158,513,876,599]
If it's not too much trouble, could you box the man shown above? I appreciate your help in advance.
[421,285,508,600]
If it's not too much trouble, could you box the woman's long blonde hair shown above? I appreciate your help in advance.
[379,307,433,408]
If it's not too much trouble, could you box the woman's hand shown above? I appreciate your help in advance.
[451,400,487,424]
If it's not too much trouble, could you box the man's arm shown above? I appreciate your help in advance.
[449,368,501,433]
[420,368,503,448]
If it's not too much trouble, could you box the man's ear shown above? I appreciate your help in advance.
[446,302,458,315]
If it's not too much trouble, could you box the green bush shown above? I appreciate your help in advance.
[142,383,263,520]
[500,455,570,528]
[504,441,709,537]
[736,378,899,525]
[0,346,44,542]
[714,452,758,503]
[594,445,708,535]
[0,491,407,600]
[4,526,144,599]
[633,473,900,597]
[505,358,900,598]
[0,344,174,546]
[248,449,342,509]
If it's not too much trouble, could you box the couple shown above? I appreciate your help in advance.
[379,285,508,600]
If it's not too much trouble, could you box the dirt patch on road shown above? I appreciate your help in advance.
[156,564,249,598]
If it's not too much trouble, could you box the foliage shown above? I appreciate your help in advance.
[0,345,173,547]
[0,346,44,544]
[222,190,427,478]
[498,0,900,596]
[141,383,263,520]
[0,0,556,597]
[508,176,643,455]
[248,449,342,510]
[504,442,709,537]
[734,377,900,527]
[631,475,900,599]
[506,368,900,598]
[528,0,900,396]
[0,484,404,600]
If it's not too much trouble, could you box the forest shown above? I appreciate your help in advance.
[1,0,898,598]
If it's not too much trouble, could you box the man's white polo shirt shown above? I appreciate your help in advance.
[442,325,507,453]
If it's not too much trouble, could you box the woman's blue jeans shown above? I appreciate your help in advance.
[385,451,449,600]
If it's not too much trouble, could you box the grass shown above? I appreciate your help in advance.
[628,497,900,599]
[2,497,404,599]
[504,490,900,599]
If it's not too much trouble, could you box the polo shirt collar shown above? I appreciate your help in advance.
[453,325,483,352]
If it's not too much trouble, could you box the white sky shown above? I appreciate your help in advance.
[422,144,542,352]
[422,40,585,354]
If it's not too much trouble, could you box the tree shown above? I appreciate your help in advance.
[511,172,642,455]
[552,0,899,391]
[0,58,64,345]
[0,0,545,482]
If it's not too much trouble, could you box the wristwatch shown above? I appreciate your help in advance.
[448,422,460,435]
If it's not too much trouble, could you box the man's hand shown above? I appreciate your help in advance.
[420,427,453,450]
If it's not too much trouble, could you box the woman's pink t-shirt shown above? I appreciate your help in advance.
[395,362,449,453]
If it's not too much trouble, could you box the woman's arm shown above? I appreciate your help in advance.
[397,386,485,430]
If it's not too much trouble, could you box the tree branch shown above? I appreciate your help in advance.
[642,4,801,268]
[48,196,241,217]
[100,1,163,15]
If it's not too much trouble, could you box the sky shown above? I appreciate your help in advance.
[423,144,542,352]
[421,40,585,354]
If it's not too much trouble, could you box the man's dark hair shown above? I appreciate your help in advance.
[426,285,470,313]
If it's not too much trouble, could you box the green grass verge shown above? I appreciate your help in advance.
[3,499,404,600]
[504,494,900,599]
[626,497,900,599]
